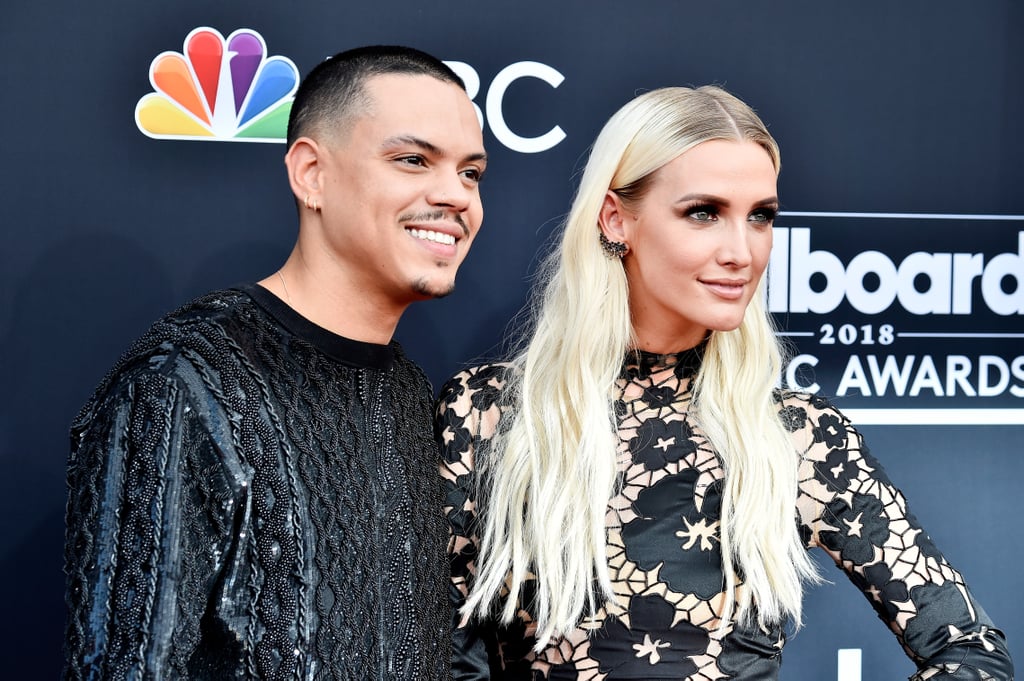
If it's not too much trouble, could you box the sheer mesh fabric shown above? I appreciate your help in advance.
[437,348,1013,680]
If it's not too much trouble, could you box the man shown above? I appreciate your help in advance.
[64,45,486,680]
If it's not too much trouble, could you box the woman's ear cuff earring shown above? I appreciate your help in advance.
[599,231,628,258]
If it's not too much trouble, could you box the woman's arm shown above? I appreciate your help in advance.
[789,393,1014,680]
[436,365,510,680]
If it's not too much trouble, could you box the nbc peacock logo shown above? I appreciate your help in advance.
[135,27,299,143]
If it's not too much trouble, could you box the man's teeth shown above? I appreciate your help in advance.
[409,228,456,245]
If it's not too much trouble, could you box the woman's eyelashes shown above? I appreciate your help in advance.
[750,206,778,224]
[678,203,778,224]
[681,204,719,222]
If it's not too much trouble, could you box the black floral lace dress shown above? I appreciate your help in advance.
[436,347,1014,680]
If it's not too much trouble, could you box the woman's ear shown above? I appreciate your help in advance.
[598,190,629,244]
[284,137,323,209]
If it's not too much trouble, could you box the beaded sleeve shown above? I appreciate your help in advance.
[64,356,241,679]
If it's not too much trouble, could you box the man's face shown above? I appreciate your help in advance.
[316,73,486,305]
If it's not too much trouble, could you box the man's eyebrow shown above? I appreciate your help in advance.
[381,135,443,156]
[381,135,487,164]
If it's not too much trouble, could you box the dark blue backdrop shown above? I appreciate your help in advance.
[2,2,1020,678]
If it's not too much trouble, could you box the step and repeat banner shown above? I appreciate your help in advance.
[1,2,1020,678]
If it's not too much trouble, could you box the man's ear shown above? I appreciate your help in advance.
[284,137,323,208]
[598,190,630,244]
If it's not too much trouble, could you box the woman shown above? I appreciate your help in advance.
[436,86,1013,679]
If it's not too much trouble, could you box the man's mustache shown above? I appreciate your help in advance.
[399,210,469,238]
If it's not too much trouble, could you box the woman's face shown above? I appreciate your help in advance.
[605,139,778,353]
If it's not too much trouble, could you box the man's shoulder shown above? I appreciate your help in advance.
[157,286,259,332]
[74,288,264,422]
[388,342,438,402]
[118,287,260,367]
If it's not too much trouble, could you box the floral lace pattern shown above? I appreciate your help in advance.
[437,349,1013,680]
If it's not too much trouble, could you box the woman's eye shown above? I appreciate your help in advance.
[687,208,716,222]
[750,209,778,223]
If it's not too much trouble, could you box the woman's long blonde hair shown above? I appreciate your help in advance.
[466,86,820,648]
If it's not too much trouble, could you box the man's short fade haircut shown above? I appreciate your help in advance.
[286,45,465,148]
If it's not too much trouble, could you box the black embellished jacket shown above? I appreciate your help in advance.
[65,286,451,680]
